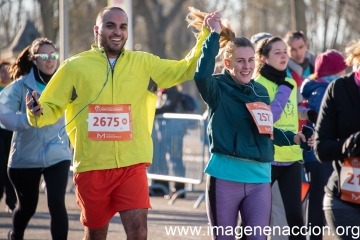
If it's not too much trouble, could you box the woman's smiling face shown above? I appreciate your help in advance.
[33,44,58,75]
[224,46,255,84]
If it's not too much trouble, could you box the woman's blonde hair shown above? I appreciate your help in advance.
[345,39,360,67]
[186,7,253,61]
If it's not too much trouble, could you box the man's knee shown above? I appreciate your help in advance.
[127,225,147,240]
[84,224,109,240]
[120,208,148,239]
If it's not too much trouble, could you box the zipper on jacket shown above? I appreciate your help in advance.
[109,54,120,82]
[232,132,238,155]
[252,126,262,160]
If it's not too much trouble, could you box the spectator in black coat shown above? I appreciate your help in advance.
[314,40,360,240]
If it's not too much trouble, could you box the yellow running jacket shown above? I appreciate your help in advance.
[27,27,210,173]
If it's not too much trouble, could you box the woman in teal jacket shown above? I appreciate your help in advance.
[187,10,312,240]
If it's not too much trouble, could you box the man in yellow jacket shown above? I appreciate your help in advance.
[26,5,216,240]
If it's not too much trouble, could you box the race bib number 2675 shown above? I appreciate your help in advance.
[87,104,133,141]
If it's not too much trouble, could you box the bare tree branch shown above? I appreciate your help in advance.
[331,0,345,49]
[323,0,329,52]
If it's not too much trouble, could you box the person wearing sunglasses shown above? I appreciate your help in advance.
[0,38,71,240]
[33,52,59,61]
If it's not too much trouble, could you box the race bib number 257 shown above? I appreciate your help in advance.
[246,102,273,139]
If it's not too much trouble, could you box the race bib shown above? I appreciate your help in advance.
[340,157,360,204]
[87,104,132,141]
[246,102,273,140]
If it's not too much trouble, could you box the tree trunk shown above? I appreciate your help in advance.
[133,0,188,58]
[322,0,329,52]
[37,0,58,41]
[331,0,345,49]
[291,0,307,38]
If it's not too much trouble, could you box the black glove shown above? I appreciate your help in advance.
[278,81,294,90]
[307,109,318,124]
[342,131,360,157]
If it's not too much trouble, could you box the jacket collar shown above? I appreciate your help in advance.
[288,51,316,77]
[219,69,255,95]
[23,68,43,94]
[91,43,125,59]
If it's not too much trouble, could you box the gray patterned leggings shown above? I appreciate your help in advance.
[206,175,271,240]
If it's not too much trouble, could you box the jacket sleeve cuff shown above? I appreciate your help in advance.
[279,81,294,90]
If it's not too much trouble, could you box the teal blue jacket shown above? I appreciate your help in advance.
[194,32,295,162]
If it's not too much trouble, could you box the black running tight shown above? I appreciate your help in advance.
[8,160,70,240]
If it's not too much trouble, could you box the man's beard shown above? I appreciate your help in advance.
[100,37,127,56]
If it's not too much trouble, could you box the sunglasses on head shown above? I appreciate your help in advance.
[33,52,59,61]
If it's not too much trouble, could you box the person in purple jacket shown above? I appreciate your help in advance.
[300,50,347,240]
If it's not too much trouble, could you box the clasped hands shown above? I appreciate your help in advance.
[203,11,222,34]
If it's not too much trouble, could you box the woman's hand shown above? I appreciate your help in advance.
[26,90,43,116]
[204,12,222,34]
[293,131,315,147]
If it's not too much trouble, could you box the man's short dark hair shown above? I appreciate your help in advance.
[96,6,127,25]
[284,30,307,45]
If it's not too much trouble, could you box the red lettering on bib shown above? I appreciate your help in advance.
[246,102,273,140]
[340,157,360,204]
[88,104,132,141]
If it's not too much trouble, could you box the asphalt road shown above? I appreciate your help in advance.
[0,178,209,240]
[0,177,338,240]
